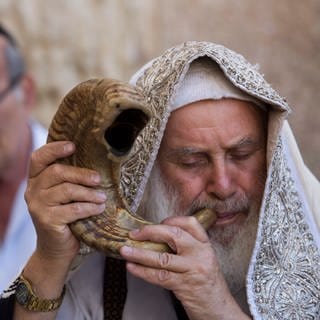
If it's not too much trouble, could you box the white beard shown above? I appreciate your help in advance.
[137,163,260,295]
[208,211,259,294]
[137,164,181,224]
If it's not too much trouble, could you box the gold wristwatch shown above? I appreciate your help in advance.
[15,274,66,312]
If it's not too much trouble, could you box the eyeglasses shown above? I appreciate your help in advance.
[0,32,26,104]
[0,72,22,104]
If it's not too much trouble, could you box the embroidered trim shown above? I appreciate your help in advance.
[248,139,320,319]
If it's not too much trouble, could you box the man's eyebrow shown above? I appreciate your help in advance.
[163,137,262,159]
[164,147,206,158]
[229,137,260,149]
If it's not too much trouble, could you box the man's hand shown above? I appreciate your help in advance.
[14,141,107,320]
[25,141,106,263]
[120,216,249,320]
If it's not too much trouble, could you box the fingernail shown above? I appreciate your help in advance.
[129,229,140,237]
[63,142,74,153]
[121,246,133,256]
[97,203,106,213]
[97,191,107,201]
[91,174,101,184]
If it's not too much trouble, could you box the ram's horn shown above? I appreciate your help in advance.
[47,78,216,258]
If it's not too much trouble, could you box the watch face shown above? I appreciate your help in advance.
[16,282,30,305]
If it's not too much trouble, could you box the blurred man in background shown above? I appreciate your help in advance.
[0,23,47,293]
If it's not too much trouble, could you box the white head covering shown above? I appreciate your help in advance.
[171,57,265,111]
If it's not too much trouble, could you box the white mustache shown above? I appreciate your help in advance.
[187,194,250,216]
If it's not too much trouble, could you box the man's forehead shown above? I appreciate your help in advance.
[168,98,264,120]
[161,135,262,155]
[161,99,267,147]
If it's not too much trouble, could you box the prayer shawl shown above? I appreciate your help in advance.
[122,41,320,319]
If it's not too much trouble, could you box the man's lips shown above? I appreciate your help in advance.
[215,211,242,225]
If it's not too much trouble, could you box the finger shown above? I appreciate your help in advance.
[43,202,106,226]
[29,141,75,178]
[120,246,188,273]
[46,183,107,205]
[128,223,204,254]
[30,163,102,189]
[125,261,177,290]
[162,216,209,243]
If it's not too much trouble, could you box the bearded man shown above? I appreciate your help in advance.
[2,41,319,320]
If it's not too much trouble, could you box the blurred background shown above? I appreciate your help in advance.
[0,0,319,177]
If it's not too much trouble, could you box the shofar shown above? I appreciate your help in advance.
[47,78,217,258]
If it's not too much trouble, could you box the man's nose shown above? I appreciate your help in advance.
[205,160,236,200]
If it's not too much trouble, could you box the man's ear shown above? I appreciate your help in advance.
[19,73,36,112]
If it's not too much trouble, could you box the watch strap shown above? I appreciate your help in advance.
[15,274,65,312]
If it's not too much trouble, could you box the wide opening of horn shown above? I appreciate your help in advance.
[104,109,149,156]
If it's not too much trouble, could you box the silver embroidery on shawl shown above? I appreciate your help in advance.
[249,139,320,319]
[120,41,290,211]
